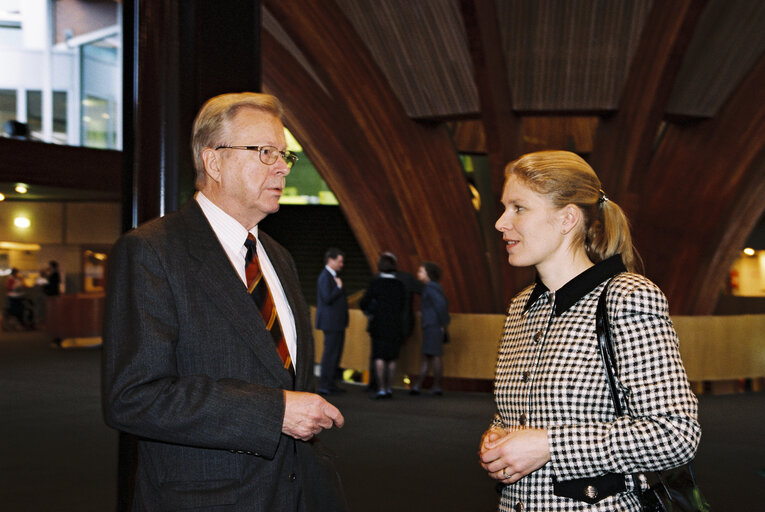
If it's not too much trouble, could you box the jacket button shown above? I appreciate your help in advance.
[584,485,598,499]
[521,371,530,382]
[519,413,527,426]
[288,473,297,482]
[533,330,543,343]
[513,502,524,511]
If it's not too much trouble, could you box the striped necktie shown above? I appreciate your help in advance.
[244,234,294,376]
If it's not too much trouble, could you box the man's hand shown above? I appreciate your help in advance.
[282,391,345,441]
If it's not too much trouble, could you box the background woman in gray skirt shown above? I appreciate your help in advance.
[410,262,450,396]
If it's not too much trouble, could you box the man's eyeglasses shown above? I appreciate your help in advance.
[215,145,298,168]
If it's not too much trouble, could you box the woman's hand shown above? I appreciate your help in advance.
[478,428,551,483]
[479,425,507,453]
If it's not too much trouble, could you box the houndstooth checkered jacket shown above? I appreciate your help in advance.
[491,255,700,511]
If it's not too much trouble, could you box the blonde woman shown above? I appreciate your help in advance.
[479,150,700,511]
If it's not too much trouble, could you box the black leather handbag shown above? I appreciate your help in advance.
[595,281,711,512]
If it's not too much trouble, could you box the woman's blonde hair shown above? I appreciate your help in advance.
[504,150,641,273]
[191,92,284,187]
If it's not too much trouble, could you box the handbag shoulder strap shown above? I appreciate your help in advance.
[596,279,624,417]
[597,279,648,493]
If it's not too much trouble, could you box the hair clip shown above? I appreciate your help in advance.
[597,189,609,207]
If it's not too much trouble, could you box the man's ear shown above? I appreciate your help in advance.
[560,204,582,234]
[201,148,222,183]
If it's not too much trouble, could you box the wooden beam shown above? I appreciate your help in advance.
[0,138,121,193]
[635,53,765,314]
[459,0,531,305]
[261,30,413,267]
[589,0,707,213]
[263,0,497,313]
[123,0,261,228]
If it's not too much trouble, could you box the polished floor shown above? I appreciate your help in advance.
[1,329,764,511]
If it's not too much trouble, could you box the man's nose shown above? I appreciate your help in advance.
[274,159,290,175]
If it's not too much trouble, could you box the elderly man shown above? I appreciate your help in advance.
[102,92,347,511]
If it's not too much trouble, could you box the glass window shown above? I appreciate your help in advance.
[0,0,22,46]
[0,89,16,133]
[81,40,119,149]
[82,95,115,149]
[25,89,41,135]
[53,90,66,142]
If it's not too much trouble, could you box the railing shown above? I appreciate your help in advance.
[314,308,765,391]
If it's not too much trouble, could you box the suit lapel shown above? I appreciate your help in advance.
[181,201,292,386]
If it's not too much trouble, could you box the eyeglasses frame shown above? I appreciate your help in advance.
[215,145,298,167]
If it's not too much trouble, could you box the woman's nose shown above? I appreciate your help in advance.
[495,213,509,232]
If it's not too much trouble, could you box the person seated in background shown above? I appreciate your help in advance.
[4,268,28,330]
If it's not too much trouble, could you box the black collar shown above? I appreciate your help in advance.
[524,255,627,316]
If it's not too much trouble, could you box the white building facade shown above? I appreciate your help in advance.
[0,0,121,149]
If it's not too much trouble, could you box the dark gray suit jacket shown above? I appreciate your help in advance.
[102,200,347,511]
[315,268,348,332]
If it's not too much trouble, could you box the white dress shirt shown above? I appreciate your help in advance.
[195,191,297,367]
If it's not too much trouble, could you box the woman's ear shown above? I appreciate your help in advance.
[201,148,222,183]
[560,204,582,234]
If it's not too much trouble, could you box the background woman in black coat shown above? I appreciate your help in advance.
[360,253,406,399]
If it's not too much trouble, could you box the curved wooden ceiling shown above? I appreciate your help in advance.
[262,0,765,314]
[2,0,762,315]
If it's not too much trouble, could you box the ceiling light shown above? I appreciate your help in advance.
[14,216,31,229]
[743,247,755,256]
[14,184,28,194]
[0,193,5,201]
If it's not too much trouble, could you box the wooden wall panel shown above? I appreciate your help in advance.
[337,0,479,118]
[317,308,765,383]
[521,116,599,154]
[498,0,653,111]
[262,0,497,313]
[449,120,486,154]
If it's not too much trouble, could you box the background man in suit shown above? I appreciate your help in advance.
[315,248,348,395]
[102,92,347,511]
